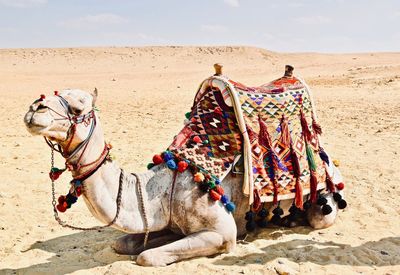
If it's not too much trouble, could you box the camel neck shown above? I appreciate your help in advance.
[79,155,173,233]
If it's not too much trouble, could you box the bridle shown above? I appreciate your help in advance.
[41,92,123,231]
[39,92,150,246]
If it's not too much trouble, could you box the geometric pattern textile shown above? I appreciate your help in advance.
[231,77,326,201]
[169,75,328,204]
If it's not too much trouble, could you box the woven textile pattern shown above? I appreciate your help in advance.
[169,87,242,179]
[232,78,326,199]
[170,76,327,203]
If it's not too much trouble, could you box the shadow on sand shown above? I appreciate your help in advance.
[1,226,398,274]
[0,229,127,275]
[215,234,400,267]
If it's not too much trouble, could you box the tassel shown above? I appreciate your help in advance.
[245,210,256,231]
[279,115,291,147]
[258,117,274,150]
[312,116,322,135]
[325,170,336,193]
[271,204,284,225]
[273,179,279,205]
[246,125,257,142]
[310,170,318,203]
[299,109,312,142]
[258,117,279,172]
[319,148,330,165]
[291,150,301,178]
[273,153,288,172]
[252,189,262,212]
[306,145,317,171]
[294,178,303,209]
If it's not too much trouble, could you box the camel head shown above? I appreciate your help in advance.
[24,89,98,143]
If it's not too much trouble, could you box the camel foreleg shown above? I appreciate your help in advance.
[136,230,235,266]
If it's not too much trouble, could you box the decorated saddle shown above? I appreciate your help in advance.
[166,71,345,211]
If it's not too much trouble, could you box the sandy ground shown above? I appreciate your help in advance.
[0,46,399,274]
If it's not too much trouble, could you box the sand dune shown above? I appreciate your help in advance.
[0,46,399,274]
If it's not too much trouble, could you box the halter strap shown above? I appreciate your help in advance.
[44,92,100,178]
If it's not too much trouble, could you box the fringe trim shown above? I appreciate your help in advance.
[310,170,318,203]
[279,115,291,148]
[294,177,303,209]
[300,109,312,142]
[258,116,279,172]
[325,169,336,193]
[312,116,322,135]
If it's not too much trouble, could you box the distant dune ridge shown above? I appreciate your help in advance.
[0,46,399,274]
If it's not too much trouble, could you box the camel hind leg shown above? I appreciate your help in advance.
[136,230,236,266]
[307,192,339,229]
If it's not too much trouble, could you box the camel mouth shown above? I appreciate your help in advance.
[24,111,52,135]
[24,122,50,136]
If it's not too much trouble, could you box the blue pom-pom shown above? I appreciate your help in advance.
[66,193,77,204]
[221,195,229,204]
[166,159,177,170]
[163,151,174,162]
[319,148,330,165]
[72,180,82,186]
[225,202,236,212]
[215,178,221,185]
[224,162,230,168]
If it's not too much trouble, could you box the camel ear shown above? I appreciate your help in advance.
[91,88,98,106]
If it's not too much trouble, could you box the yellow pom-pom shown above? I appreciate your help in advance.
[194,172,205,183]
[333,159,340,167]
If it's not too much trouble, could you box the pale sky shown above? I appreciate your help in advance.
[0,0,399,52]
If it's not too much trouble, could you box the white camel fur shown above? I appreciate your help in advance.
[24,86,343,266]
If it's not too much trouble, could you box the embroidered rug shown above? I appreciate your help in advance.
[169,75,331,208]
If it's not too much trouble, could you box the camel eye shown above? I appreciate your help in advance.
[70,107,82,115]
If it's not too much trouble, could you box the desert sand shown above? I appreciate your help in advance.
[0,46,399,274]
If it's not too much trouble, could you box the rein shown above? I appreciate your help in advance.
[45,93,126,231]
[41,92,150,247]
[50,148,124,231]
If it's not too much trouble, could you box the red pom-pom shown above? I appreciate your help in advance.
[193,136,202,143]
[209,189,222,201]
[49,170,63,181]
[152,154,163,165]
[56,202,67,213]
[58,195,66,204]
[40,94,46,100]
[190,117,197,123]
[215,185,224,195]
[75,186,82,196]
[177,161,188,173]
[54,91,59,96]
[336,182,345,190]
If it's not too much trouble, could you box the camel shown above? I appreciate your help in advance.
[23,68,344,267]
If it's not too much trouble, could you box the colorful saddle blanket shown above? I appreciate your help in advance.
[169,75,330,208]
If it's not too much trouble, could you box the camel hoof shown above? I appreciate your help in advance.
[136,249,175,267]
[112,234,144,255]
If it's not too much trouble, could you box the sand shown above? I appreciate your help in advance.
[0,46,399,274]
